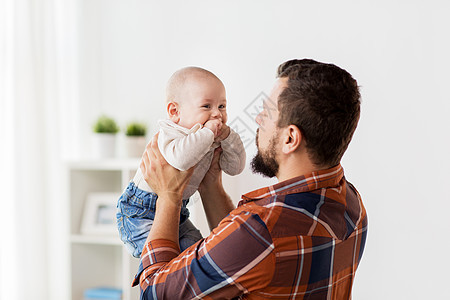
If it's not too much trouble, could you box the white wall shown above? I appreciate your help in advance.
[77,1,450,299]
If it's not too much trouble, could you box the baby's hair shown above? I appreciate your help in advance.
[166,66,222,103]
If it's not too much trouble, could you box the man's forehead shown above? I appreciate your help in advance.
[265,77,288,108]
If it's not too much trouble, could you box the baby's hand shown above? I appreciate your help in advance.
[204,119,222,137]
[214,123,230,143]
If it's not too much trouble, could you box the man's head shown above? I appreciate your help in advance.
[251,59,361,178]
[165,67,227,130]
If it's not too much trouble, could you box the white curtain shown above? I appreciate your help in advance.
[0,0,79,299]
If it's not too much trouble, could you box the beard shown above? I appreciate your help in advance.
[250,129,279,178]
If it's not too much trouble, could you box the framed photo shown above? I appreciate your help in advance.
[81,192,120,235]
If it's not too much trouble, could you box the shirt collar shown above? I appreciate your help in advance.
[239,164,344,205]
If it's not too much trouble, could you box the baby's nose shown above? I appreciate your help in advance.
[211,108,222,118]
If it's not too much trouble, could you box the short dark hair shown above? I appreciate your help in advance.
[277,59,361,167]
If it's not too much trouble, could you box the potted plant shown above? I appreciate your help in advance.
[124,122,147,158]
[92,115,120,158]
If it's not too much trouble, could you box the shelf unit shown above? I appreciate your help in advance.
[67,159,141,300]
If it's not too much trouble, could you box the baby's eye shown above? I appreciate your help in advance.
[219,104,226,109]
[202,104,210,108]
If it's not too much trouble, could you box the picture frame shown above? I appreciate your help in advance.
[81,192,120,235]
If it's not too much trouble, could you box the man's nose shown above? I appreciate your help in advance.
[255,112,262,125]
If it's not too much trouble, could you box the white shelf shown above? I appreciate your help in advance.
[66,159,140,300]
[71,234,122,246]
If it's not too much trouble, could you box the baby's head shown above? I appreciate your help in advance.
[165,67,227,130]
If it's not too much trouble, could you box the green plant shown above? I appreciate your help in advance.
[125,122,147,136]
[92,115,120,134]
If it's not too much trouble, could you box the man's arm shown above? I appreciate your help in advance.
[198,147,235,230]
[136,208,275,299]
[140,134,194,247]
[135,136,275,299]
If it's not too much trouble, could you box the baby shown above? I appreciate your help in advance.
[116,67,246,257]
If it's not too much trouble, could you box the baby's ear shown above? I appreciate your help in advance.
[167,102,180,123]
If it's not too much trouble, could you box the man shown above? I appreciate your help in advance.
[135,59,368,299]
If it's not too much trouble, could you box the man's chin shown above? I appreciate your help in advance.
[250,154,278,178]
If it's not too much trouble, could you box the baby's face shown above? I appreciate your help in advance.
[176,76,227,129]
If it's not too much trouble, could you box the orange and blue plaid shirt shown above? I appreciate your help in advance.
[133,164,368,299]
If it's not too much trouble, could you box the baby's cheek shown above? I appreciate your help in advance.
[222,112,228,124]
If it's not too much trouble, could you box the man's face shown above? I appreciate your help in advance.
[250,78,287,178]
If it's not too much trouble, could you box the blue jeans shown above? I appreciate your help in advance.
[116,182,203,258]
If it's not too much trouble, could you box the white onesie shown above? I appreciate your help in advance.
[133,119,246,199]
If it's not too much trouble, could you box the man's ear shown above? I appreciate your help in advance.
[167,102,180,123]
[281,125,302,154]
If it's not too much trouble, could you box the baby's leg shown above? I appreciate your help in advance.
[179,219,203,251]
[116,181,157,258]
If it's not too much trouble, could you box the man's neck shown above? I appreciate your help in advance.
[276,155,322,182]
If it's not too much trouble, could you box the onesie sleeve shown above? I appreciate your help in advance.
[219,128,246,176]
[158,126,215,171]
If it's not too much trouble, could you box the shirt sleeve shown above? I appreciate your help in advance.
[219,129,246,176]
[133,209,276,299]
[158,126,215,171]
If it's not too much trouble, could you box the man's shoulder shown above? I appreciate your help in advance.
[237,189,327,216]
[235,187,355,239]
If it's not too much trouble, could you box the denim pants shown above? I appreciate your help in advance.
[116,181,203,258]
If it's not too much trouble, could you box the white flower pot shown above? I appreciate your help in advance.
[92,133,117,159]
[124,136,147,158]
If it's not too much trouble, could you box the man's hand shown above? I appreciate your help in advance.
[140,133,194,206]
[199,147,223,192]
[198,146,235,230]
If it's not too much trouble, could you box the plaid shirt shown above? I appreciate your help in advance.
[133,164,368,299]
